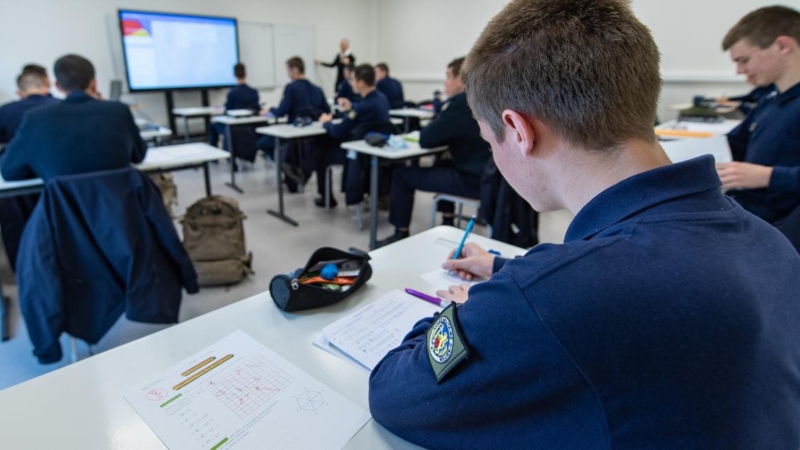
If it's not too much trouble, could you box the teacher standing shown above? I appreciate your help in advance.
[315,38,355,93]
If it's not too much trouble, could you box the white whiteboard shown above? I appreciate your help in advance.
[273,25,316,87]
[239,21,276,89]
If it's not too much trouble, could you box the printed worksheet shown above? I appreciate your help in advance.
[124,330,370,450]
[322,290,441,370]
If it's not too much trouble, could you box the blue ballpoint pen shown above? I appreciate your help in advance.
[450,216,476,272]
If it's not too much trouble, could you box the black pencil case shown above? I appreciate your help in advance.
[269,247,372,312]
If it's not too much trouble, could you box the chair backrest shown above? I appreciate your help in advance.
[351,121,398,140]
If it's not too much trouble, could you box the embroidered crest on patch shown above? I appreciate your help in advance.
[348,111,357,120]
[426,303,469,382]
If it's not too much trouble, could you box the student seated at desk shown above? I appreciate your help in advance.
[368,1,800,448]
[376,57,490,247]
[1,54,146,181]
[257,56,330,192]
[208,63,260,149]
[335,64,361,106]
[375,63,405,109]
[717,6,800,227]
[318,64,391,208]
[0,65,60,271]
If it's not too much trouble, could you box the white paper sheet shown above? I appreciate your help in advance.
[658,120,741,135]
[312,333,369,372]
[661,135,733,164]
[420,269,482,291]
[322,290,441,371]
[124,330,370,450]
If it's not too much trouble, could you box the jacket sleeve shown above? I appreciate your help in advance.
[769,166,800,193]
[321,54,339,68]
[0,116,36,180]
[125,108,147,163]
[726,114,752,162]
[419,105,459,148]
[324,114,357,141]
[270,85,293,118]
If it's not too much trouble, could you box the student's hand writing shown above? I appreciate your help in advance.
[436,283,471,304]
[716,162,773,189]
[337,97,352,111]
[442,243,494,281]
[318,113,333,124]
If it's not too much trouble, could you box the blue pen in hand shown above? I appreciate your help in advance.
[449,216,476,274]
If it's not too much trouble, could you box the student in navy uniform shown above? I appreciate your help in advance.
[257,56,330,157]
[318,64,390,208]
[0,66,60,271]
[369,1,800,449]
[1,54,146,181]
[376,57,491,247]
[335,65,361,106]
[208,63,260,149]
[315,38,355,93]
[718,6,800,226]
[375,63,405,109]
[720,84,775,115]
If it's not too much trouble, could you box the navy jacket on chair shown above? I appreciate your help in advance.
[17,168,198,364]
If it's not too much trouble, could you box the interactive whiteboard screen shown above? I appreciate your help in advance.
[119,10,239,91]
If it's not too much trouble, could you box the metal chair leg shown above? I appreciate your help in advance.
[430,197,441,228]
[325,166,332,211]
[456,204,464,228]
[355,205,364,230]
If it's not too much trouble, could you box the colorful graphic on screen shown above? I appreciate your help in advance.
[118,10,239,91]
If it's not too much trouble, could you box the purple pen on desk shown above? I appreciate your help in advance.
[405,288,446,307]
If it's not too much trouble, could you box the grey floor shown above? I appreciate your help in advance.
[0,151,574,391]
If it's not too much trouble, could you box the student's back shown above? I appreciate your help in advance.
[376,76,405,109]
[0,94,59,144]
[1,91,146,181]
[272,79,329,122]
[225,83,260,112]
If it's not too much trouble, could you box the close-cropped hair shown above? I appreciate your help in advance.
[463,0,661,150]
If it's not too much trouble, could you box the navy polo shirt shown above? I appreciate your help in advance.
[376,76,405,109]
[269,79,330,122]
[727,82,800,222]
[225,83,260,112]
[324,89,390,140]
[0,94,59,144]
[370,156,800,449]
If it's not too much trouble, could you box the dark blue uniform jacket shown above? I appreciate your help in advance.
[324,90,390,141]
[0,94,59,144]
[370,156,800,450]
[270,79,330,122]
[376,77,405,109]
[727,82,800,223]
[18,168,198,364]
[225,83,260,112]
[1,91,146,181]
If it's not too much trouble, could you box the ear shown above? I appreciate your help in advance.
[500,110,536,157]
[775,36,797,54]
[89,78,97,91]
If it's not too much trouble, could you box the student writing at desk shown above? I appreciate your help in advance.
[376,57,491,247]
[257,56,330,191]
[0,65,59,271]
[1,54,146,181]
[208,63,260,150]
[717,6,800,228]
[375,63,405,109]
[318,64,391,208]
[368,1,800,448]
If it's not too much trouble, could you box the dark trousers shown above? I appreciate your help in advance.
[389,166,481,229]
[208,122,227,148]
[0,194,40,271]
[315,146,347,198]
[256,135,276,161]
[344,154,394,206]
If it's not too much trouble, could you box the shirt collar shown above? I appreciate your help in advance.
[565,155,722,242]
[778,81,800,105]
[66,91,92,101]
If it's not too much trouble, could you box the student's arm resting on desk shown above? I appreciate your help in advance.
[0,118,35,180]
[270,85,294,118]
[419,104,460,148]
[323,112,357,141]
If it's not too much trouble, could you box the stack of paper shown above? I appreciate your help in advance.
[314,290,441,371]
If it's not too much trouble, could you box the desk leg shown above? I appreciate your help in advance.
[369,155,379,250]
[183,117,190,143]
[203,162,212,197]
[224,124,244,194]
[267,138,299,227]
[0,286,9,342]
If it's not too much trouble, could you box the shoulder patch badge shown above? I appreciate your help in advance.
[441,102,450,112]
[348,110,357,120]
[426,302,470,382]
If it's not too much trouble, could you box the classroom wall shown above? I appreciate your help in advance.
[0,0,377,132]
[376,0,800,121]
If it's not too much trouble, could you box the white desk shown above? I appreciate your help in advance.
[656,119,741,137]
[256,123,330,227]
[171,107,225,143]
[139,126,172,145]
[0,143,229,199]
[0,227,526,449]
[389,108,436,133]
[210,116,271,194]
[341,137,448,249]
